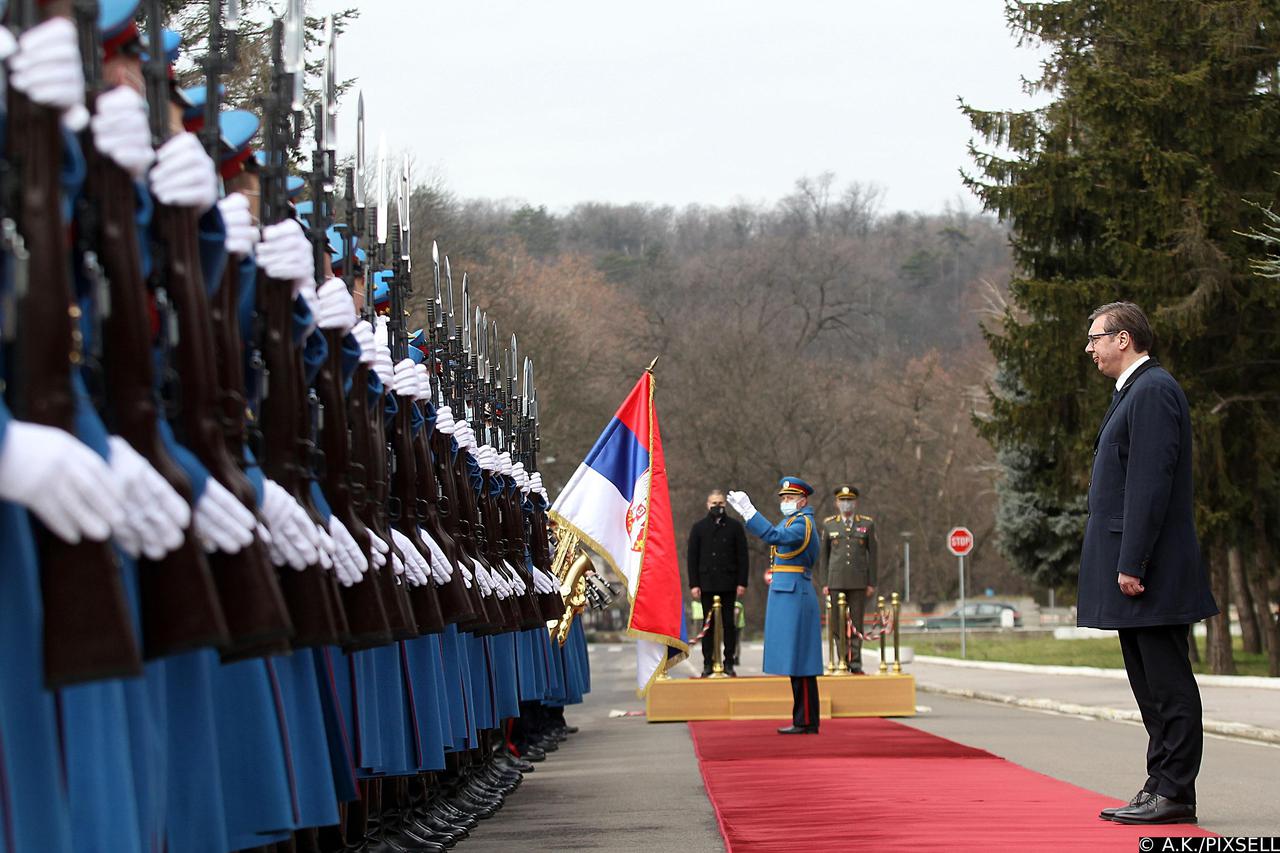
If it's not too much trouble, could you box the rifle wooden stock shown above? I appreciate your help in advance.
[255,269,345,647]
[154,205,293,660]
[484,480,543,630]
[388,400,445,633]
[318,328,391,649]
[430,431,502,634]
[358,380,418,639]
[6,88,141,686]
[447,446,512,633]
[84,133,229,659]
[412,419,479,628]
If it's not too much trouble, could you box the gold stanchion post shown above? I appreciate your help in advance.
[824,593,835,675]
[708,595,728,678]
[891,592,902,673]
[877,595,888,674]
[834,593,850,675]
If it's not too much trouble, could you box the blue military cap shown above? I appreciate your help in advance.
[287,176,306,201]
[99,0,140,44]
[217,109,259,179]
[777,477,813,497]
[176,83,227,127]
[139,28,182,65]
[407,346,425,366]
[409,328,427,349]
[294,199,314,228]
[372,270,393,307]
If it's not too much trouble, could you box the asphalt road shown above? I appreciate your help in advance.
[461,641,1280,851]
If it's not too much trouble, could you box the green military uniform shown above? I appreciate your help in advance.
[820,485,877,673]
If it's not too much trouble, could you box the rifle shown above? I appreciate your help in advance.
[253,6,345,647]
[381,160,444,634]
[76,0,230,660]
[342,98,416,640]
[136,0,294,660]
[2,0,141,685]
[309,21,391,649]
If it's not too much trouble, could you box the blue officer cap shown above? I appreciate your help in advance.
[777,477,813,497]
[216,109,259,178]
[99,0,140,42]
[410,328,427,349]
[372,270,393,306]
[139,28,182,65]
[408,346,425,366]
[176,83,227,122]
[287,175,306,200]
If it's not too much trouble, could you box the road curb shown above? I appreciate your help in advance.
[917,682,1280,746]
[906,654,1280,690]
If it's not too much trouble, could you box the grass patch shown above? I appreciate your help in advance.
[909,633,1273,677]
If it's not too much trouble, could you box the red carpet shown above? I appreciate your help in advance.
[689,719,1216,852]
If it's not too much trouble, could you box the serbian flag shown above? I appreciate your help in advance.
[550,368,687,695]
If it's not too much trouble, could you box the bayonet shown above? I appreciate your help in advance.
[284,0,306,116]
[355,93,366,209]
[376,134,388,247]
[399,157,411,266]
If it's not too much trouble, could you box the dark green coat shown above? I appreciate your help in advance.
[820,514,877,589]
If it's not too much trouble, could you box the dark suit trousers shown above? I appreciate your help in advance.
[828,589,868,671]
[790,676,819,729]
[1118,625,1203,804]
[699,589,738,672]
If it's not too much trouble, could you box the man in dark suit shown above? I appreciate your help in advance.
[688,490,750,676]
[1080,302,1218,826]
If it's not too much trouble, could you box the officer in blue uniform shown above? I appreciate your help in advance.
[728,478,823,734]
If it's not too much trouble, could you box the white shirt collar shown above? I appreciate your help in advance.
[1115,354,1151,391]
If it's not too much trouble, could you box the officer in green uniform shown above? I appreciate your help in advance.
[820,485,877,673]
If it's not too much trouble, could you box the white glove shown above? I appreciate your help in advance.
[257,219,313,284]
[218,193,259,257]
[106,436,189,560]
[313,522,335,571]
[473,560,493,597]
[418,528,454,584]
[434,405,456,435]
[512,462,529,492]
[373,344,395,386]
[535,567,557,594]
[488,563,509,596]
[0,25,15,61]
[7,18,88,130]
[476,444,496,471]
[191,478,256,553]
[367,528,389,569]
[391,358,418,397]
[390,549,404,578]
[504,561,527,595]
[90,86,155,178]
[0,421,125,543]
[390,528,431,586]
[414,363,432,401]
[328,516,367,586]
[497,452,513,476]
[726,489,757,522]
[256,521,273,550]
[316,277,358,333]
[261,478,319,569]
[458,558,473,589]
[529,472,548,502]
[351,320,376,365]
[455,423,477,451]
[150,132,218,211]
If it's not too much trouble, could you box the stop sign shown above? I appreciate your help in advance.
[947,526,974,557]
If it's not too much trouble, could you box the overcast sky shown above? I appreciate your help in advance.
[311,1,1047,214]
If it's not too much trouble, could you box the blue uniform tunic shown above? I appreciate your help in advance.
[746,508,823,676]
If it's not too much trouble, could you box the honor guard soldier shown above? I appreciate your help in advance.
[821,485,877,673]
[728,477,823,734]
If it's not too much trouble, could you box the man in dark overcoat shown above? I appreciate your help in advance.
[1080,302,1218,826]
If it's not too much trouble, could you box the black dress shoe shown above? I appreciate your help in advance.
[701,669,713,678]
[776,725,819,735]
[1110,794,1196,825]
[1099,790,1155,820]
[562,724,579,734]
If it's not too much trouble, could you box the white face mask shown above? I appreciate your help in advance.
[780,500,800,516]
[837,499,855,514]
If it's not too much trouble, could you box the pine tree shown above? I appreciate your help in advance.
[964,1,1280,672]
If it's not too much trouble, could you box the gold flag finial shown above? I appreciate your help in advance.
[645,356,660,373]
